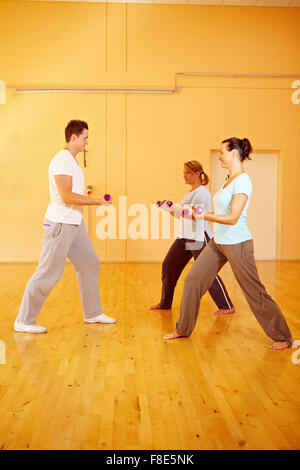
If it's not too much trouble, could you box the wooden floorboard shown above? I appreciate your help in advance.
[0,261,299,450]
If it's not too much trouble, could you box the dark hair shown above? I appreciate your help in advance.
[184,160,209,186]
[222,137,253,161]
[65,120,88,142]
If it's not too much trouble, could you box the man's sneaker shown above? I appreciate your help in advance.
[84,313,116,324]
[14,320,47,334]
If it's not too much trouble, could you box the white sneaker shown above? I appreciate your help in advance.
[14,320,47,334]
[84,313,116,324]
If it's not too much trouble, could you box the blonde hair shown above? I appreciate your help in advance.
[184,160,209,186]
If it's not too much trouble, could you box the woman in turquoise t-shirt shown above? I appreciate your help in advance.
[164,137,293,351]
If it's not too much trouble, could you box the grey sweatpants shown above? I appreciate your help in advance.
[176,238,293,345]
[17,219,103,325]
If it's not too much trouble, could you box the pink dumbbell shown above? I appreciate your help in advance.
[195,205,204,215]
[181,206,203,217]
[104,194,112,202]
[156,200,173,208]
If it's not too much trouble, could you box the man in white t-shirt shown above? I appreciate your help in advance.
[14,120,116,333]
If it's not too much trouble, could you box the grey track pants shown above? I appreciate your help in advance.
[176,238,293,345]
[159,234,233,310]
[17,219,103,325]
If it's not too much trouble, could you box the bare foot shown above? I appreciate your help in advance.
[214,307,235,315]
[270,341,290,350]
[163,331,183,340]
[150,304,170,310]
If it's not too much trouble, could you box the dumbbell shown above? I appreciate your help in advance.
[86,186,111,201]
[182,205,204,217]
[156,200,173,208]
[195,205,204,215]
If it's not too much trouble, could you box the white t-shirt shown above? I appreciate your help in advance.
[177,186,213,241]
[45,149,84,225]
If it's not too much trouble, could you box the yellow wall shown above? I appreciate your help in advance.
[0,1,300,261]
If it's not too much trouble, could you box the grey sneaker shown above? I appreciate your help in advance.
[14,320,47,334]
[84,313,116,324]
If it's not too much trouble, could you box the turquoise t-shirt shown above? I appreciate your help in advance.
[213,173,253,245]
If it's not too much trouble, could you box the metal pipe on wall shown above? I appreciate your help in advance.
[8,71,300,95]
[178,72,300,78]
[174,71,300,90]
[12,87,175,94]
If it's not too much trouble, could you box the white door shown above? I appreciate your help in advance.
[210,152,278,260]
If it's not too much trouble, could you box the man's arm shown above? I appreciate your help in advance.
[54,175,110,206]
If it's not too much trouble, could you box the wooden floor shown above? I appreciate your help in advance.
[0,260,299,450]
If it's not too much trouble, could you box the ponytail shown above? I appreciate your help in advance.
[222,137,253,161]
[199,170,209,186]
[184,161,209,186]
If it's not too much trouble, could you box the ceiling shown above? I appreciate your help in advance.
[10,0,300,6]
